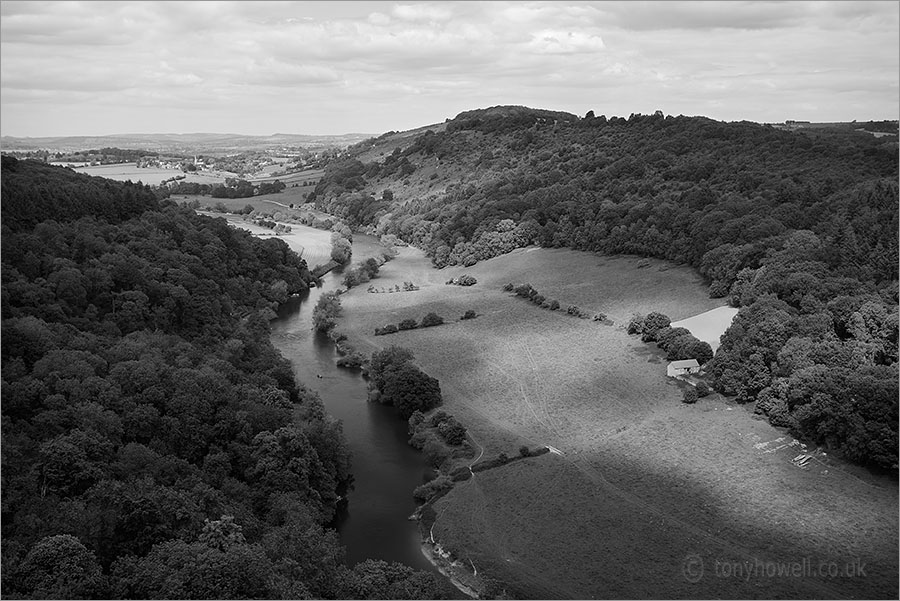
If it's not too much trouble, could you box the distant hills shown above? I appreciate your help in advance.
[0,132,376,154]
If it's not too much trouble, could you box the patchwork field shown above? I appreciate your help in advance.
[332,245,899,599]
[74,162,231,185]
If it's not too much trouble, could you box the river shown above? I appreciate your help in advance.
[268,239,438,574]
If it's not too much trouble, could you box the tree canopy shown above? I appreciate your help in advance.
[1,159,453,599]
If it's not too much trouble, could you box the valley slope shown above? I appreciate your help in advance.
[312,106,898,598]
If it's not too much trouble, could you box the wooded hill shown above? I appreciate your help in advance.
[310,106,899,470]
[0,157,453,599]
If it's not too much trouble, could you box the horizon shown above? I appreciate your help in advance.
[1,1,897,138]
[2,109,898,142]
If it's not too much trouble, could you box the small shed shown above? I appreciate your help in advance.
[667,359,700,378]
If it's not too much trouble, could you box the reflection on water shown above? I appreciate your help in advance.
[269,262,436,572]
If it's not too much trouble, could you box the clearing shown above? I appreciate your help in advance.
[671,305,740,353]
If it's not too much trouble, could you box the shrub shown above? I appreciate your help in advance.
[502,282,514,292]
[682,388,699,404]
[408,410,426,434]
[412,475,453,501]
[457,274,477,286]
[437,417,467,446]
[548,299,560,311]
[696,381,711,397]
[566,305,587,318]
[627,314,645,334]
[460,310,477,320]
[429,410,451,427]
[374,324,398,336]
[519,445,531,457]
[450,467,472,482]
[336,352,366,369]
[514,283,534,297]
[398,318,418,330]
[423,438,450,468]
[408,430,429,450]
[420,312,444,327]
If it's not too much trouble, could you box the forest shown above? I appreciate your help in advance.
[310,108,899,470]
[0,156,452,599]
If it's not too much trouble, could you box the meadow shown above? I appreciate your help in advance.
[74,162,230,185]
[196,211,332,266]
[671,306,740,353]
[332,245,899,599]
[197,210,387,271]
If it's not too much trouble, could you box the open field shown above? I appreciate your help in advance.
[248,167,323,187]
[333,245,899,599]
[198,211,387,270]
[74,162,231,185]
[196,211,334,266]
[671,306,740,353]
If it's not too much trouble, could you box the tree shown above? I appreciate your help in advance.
[381,363,443,419]
[111,536,275,599]
[437,416,467,445]
[39,428,114,495]
[330,233,352,264]
[420,312,444,327]
[13,535,107,599]
[345,559,449,599]
[367,346,416,390]
[641,312,671,342]
[398,318,419,330]
[312,291,342,332]
[682,388,699,404]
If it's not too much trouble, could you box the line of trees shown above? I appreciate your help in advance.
[374,312,445,336]
[628,312,714,365]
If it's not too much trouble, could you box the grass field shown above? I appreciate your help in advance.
[195,211,333,265]
[74,162,231,185]
[332,245,899,599]
[671,306,740,353]
[194,211,390,269]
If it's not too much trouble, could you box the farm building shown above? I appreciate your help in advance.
[667,359,700,378]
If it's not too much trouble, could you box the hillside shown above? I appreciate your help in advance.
[310,106,899,470]
[0,159,453,599]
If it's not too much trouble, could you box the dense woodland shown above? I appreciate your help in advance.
[0,156,452,599]
[311,107,899,470]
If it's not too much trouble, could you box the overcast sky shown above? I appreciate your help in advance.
[1,1,897,137]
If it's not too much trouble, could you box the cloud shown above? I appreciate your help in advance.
[528,29,605,54]
[392,3,453,23]
[239,59,343,87]
[0,1,897,136]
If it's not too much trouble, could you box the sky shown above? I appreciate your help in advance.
[1,1,898,137]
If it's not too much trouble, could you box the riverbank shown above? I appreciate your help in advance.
[421,540,480,600]
[330,243,899,599]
